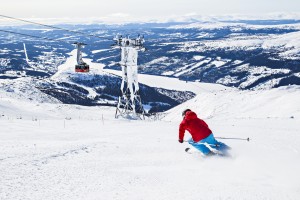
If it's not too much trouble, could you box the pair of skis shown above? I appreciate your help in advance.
[184,146,225,157]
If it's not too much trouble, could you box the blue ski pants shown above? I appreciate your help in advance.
[188,133,229,155]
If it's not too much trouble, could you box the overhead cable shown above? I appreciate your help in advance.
[0,14,111,40]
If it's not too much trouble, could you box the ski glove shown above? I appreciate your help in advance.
[178,139,183,143]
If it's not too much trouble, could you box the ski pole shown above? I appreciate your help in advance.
[215,137,250,141]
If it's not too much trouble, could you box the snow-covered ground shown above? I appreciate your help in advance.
[1,91,300,200]
[1,55,300,199]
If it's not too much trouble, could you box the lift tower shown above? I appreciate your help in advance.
[113,35,146,119]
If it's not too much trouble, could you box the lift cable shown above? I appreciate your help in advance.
[0,29,74,45]
[0,14,111,40]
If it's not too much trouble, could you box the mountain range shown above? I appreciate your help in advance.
[1,20,300,111]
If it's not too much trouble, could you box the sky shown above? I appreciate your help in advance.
[1,0,300,23]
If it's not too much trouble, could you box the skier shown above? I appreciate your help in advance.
[178,109,230,156]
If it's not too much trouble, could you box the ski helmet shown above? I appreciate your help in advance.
[182,109,191,117]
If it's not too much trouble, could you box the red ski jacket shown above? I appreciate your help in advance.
[179,111,212,143]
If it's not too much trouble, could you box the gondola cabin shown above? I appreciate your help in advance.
[75,63,89,73]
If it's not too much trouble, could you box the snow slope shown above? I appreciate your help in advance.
[1,74,300,199]
[164,85,300,121]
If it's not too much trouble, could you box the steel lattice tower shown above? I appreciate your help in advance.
[113,35,146,119]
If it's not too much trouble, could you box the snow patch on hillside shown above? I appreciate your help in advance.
[263,31,300,59]
[0,77,60,104]
[164,85,300,121]
[91,49,110,54]
[169,22,300,31]
[0,58,10,67]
